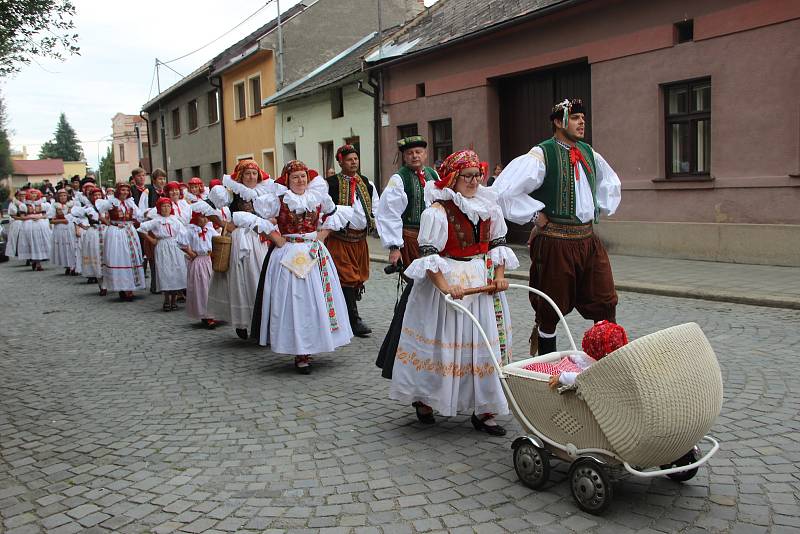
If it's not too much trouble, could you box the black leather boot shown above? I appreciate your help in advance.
[342,287,371,337]
[537,335,557,355]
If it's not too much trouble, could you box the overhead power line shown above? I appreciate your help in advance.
[160,0,277,65]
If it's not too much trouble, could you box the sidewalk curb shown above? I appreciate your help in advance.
[368,254,800,310]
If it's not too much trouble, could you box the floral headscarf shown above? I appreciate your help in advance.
[581,320,628,361]
[276,160,319,187]
[231,159,269,182]
[434,149,485,190]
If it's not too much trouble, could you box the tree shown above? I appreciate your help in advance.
[0,0,80,77]
[98,146,114,187]
[0,91,12,178]
[39,112,83,161]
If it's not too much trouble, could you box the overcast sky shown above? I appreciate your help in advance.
[2,0,438,170]
[1,0,306,168]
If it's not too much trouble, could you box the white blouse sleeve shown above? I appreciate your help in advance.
[208,185,232,208]
[487,204,520,270]
[403,205,451,280]
[253,194,280,220]
[137,190,149,213]
[46,204,57,218]
[593,150,622,217]
[374,174,407,249]
[137,219,158,234]
[490,148,547,225]
[232,211,276,235]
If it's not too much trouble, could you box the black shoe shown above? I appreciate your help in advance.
[537,334,557,355]
[235,328,248,340]
[471,413,507,436]
[352,318,372,338]
[294,356,312,374]
[412,402,435,424]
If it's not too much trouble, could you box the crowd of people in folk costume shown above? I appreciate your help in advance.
[4,98,622,437]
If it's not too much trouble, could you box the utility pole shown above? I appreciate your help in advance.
[155,58,168,175]
[276,0,284,89]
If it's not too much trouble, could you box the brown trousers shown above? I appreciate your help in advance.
[325,235,370,288]
[529,232,617,334]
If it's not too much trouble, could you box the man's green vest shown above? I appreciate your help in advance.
[397,165,437,228]
[531,138,599,225]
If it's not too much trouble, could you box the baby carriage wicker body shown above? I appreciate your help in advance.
[445,284,723,514]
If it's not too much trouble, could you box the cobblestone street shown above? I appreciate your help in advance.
[1,260,799,534]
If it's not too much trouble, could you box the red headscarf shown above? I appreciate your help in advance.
[209,178,223,188]
[231,159,269,182]
[156,196,174,214]
[165,181,182,196]
[275,160,319,187]
[188,177,204,186]
[581,321,628,361]
[434,149,485,190]
[26,189,42,201]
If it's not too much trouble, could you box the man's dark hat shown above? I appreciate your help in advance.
[397,135,427,152]
[549,98,586,123]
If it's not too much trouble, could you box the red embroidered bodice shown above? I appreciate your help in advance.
[439,200,490,258]
[277,199,320,235]
[110,203,135,222]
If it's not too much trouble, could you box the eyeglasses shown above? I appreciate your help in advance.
[458,173,482,183]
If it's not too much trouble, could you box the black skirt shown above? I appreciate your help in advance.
[249,244,274,341]
[375,280,414,379]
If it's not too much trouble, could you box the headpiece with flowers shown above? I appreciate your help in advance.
[275,160,319,187]
[231,159,269,182]
[434,149,485,190]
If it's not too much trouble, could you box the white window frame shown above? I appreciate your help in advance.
[248,73,262,117]
[233,79,247,121]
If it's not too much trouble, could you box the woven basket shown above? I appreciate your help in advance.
[211,227,232,273]
[576,322,723,467]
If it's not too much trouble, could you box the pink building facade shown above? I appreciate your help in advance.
[371,0,800,265]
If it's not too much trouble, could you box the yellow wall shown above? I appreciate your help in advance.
[221,50,278,178]
[63,161,87,179]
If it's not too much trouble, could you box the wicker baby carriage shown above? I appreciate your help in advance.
[445,284,723,515]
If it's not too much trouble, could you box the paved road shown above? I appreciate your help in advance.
[1,260,799,533]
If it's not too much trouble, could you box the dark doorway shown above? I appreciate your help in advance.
[497,60,591,243]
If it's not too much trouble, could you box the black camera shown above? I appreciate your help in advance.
[384,260,404,275]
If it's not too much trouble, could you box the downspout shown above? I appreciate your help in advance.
[139,111,153,173]
[357,74,381,192]
[210,75,226,174]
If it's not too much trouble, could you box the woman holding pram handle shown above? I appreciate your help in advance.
[389,150,518,436]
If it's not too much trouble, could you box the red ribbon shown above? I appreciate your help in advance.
[569,147,587,182]
[349,176,357,206]
[199,227,208,241]
[415,169,426,188]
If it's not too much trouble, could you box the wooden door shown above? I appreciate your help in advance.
[497,61,591,243]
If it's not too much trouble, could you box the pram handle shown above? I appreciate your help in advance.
[461,284,495,296]
[444,283,578,376]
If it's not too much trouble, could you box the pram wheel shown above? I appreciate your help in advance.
[513,441,550,490]
[569,458,613,515]
[662,449,699,482]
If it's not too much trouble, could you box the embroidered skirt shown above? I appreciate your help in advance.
[50,223,76,268]
[102,223,145,291]
[390,256,511,417]
[255,234,352,355]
